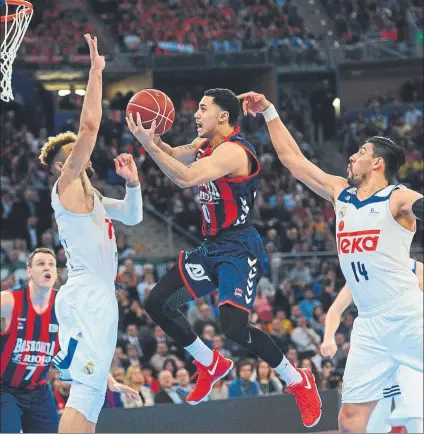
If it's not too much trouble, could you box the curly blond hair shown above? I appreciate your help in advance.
[39,132,77,167]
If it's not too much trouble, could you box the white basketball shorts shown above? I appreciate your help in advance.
[52,274,119,390]
[342,290,423,404]
[388,364,423,425]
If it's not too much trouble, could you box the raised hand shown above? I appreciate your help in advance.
[126,112,156,150]
[237,91,272,117]
[84,33,105,71]
[114,153,139,184]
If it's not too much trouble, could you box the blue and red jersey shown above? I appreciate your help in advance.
[196,126,260,237]
[1,285,59,390]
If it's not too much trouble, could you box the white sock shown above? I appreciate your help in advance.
[275,357,302,385]
[406,417,423,434]
[184,337,214,366]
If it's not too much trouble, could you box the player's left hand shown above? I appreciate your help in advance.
[114,153,138,184]
[108,379,142,405]
[126,112,157,150]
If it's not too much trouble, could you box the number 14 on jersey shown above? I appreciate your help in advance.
[351,261,369,282]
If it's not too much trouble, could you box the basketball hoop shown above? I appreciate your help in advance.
[1,0,33,102]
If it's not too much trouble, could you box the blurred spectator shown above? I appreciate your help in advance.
[126,344,144,367]
[175,368,193,397]
[285,347,299,368]
[212,335,232,359]
[118,258,139,295]
[291,317,321,355]
[255,360,283,395]
[267,317,294,353]
[228,361,260,399]
[299,288,321,320]
[141,364,161,394]
[136,272,157,303]
[122,365,155,408]
[150,342,181,374]
[192,303,219,336]
[154,370,186,404]
[209,379,229,401]
[120,324,143,357]
[287,259,313,291]
[319,279,338,312]
[335,342,350,375]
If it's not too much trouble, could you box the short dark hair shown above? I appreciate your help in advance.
[236,360,254,377]
[27,248,56,267]
[204,88,240,125]
[365,136,405,180]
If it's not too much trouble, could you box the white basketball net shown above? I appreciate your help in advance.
[1,1,33,102]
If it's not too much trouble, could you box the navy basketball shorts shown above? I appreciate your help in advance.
[178,226,266,312]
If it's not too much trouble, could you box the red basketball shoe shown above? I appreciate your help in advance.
[186,347,234,405]
[389,427,407,433]
[285,368,322,428]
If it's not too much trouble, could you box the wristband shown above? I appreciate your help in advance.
[262,104,279,122]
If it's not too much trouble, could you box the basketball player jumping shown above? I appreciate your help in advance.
[38,35,142,433]
[126,88,322,428]
[1,248,59,433]
[321,258,423,433]
[238,91,423,433]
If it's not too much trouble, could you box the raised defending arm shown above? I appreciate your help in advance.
[238,91,348,203]
[59,34,105,188]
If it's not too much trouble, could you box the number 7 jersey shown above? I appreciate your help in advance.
[335,185,420,315]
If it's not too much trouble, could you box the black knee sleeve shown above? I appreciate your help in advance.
[143,265,185,319]
[219,304,284,368]
[143,265,197,347]
[219,304,250,344]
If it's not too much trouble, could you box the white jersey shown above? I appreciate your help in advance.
[51,180,118,285]
[335,184,419,315]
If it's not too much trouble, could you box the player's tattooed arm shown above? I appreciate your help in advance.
[392,189,423,220]
[0,291,14,334]
[153,136,202,165]
[126,114,243,187]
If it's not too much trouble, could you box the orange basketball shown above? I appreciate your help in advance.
[126,89,175,136]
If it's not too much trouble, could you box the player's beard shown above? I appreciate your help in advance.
[85,167,95,179]
[347,171,367,188]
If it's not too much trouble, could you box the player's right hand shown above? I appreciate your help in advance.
[85,34,105,71]
[321,339,337,358]
[237,91,271,117]
[126,112,156,149]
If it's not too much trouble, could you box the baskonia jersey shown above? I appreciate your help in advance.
[1,285,59,389]
[195,126,260,237]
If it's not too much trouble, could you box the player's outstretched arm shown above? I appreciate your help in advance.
[321,285,353,358]
[0,291,14,334]
[126,114,245,188]
[59,34,105,188]
[238,91,348,203]
[153,136,203,165]
[95,154,143,225]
